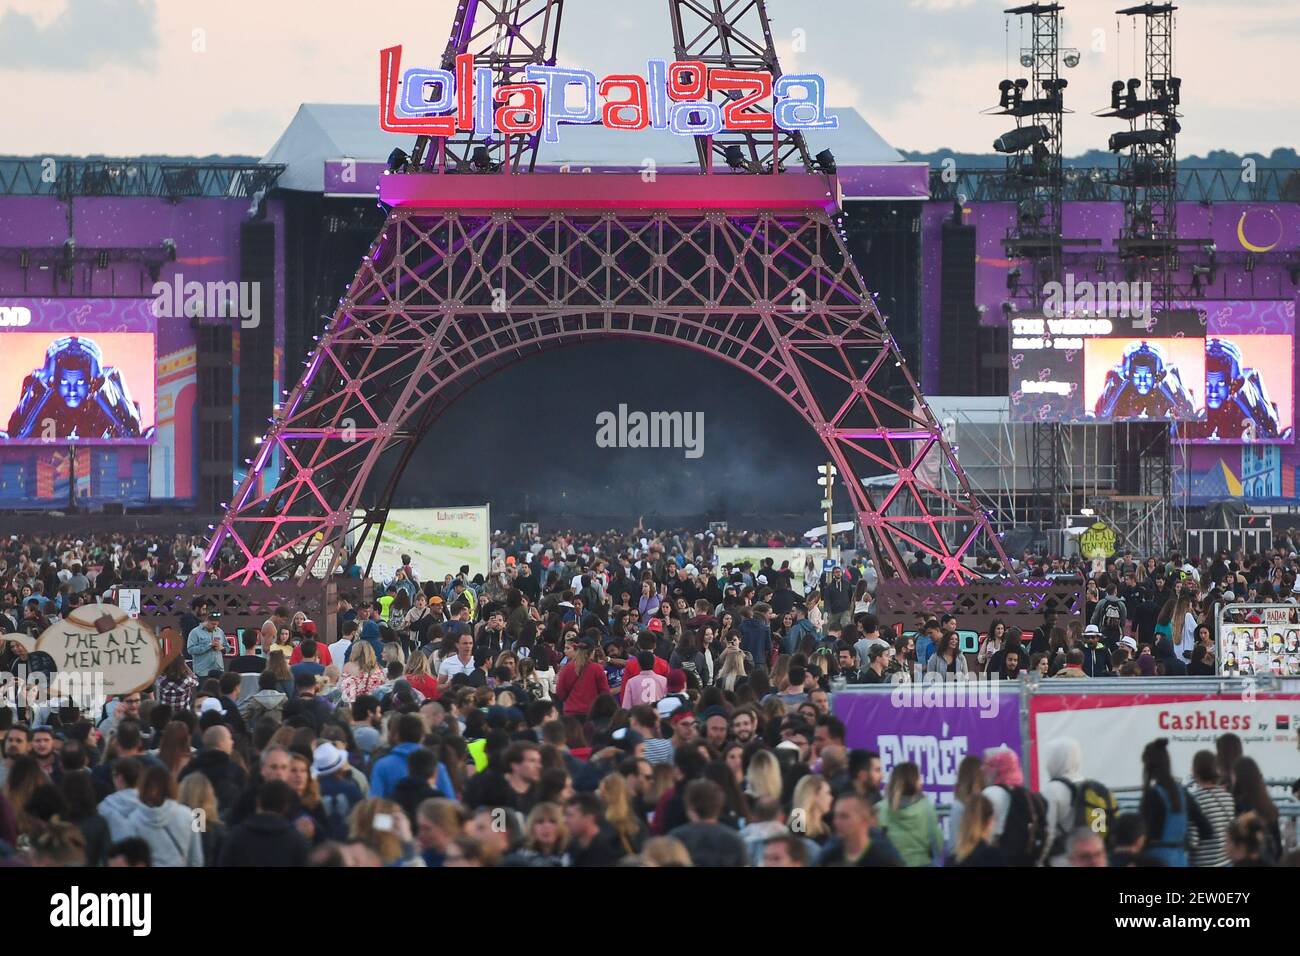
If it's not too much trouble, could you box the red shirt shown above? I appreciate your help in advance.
[290,642,333,666]
[405,673,440,700]
[621,655,670,682]
[555,661,611,716]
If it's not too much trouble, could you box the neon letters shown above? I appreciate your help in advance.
[379,47,837,140]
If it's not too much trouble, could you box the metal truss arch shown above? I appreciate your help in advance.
[207,203,1008,587]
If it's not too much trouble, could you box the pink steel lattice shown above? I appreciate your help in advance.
[203,0,1009,585]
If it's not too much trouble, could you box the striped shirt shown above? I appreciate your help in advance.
[643,738,675,766]
[1186,782,1235,867]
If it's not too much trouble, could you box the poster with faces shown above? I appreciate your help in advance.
[1220,622,1300,678]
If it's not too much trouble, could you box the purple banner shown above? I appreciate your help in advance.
[834,683,1022,806]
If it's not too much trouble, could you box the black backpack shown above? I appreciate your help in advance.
[995,785,1050,866]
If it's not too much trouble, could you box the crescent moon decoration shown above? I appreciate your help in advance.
[1236,208,1284,254]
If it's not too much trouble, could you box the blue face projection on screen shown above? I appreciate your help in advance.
[4,336,150,440]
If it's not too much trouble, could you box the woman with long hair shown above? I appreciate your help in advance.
[1173,592,1199,661]
[266,649,294,698]
[978,618,1007,674]
[178,771,226,867]
[56,770,109,866]
[721,742,746,788]
[925,630,968,678]
[349,797,423,866]
[1215,733,1243,790]
[790,773,833,843]
[4,756,48,835]
[155,721,193,778]
[1231,756,1281,861]
[513,801,569,865]
[156,655,200,712]
[400,590,433,653]
[744,749,783,804]
[120,765,204,866]
[599,772,648,857]
[670,631,707,686]
[339,640,385,704]
[637,580,661,620]
[946,795,1004,866]
[804,590,824,633]
[1140,738,1209,867]
[381,642,406,670]
[877,762,943,866]
[403,650,439,700]
[716,646,748,694]
[1154,596,1177,645]
[288,750,328,845]
[554,637,611,717]
[947,754,984,854]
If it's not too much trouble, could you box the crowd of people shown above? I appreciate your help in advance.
[0,526,1297,867]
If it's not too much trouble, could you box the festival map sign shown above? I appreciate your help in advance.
[368,505,492,584]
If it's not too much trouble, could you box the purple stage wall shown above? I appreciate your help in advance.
[0,196,269,508]
[921,199,1300,505]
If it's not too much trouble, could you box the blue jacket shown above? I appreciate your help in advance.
[369,742,455,800]
[783,619,819,655]
[740,617,772,667]
[187,625,226,677]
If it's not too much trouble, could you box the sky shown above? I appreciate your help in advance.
[0,0,1297,159]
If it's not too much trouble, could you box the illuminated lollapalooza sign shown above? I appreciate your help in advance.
[379,46,837,141]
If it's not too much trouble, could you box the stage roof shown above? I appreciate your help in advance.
[262,103,905,193]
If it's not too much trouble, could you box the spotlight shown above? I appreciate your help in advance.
[814,149,837,173]
[1245,254,1256,273]
[471,146,494,172]
[1020,50,1034,68]
[1007,267,1022,292]
[1062,49,1081,69]
[386,148,410,174]
[724,145,747,171]
[161,238,177,261]
[994,124,1050,154]
[1108,128,1170,152]
[95,250,109,269]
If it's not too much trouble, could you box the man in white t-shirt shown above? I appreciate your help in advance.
[329,620,357,668]
[437,633,476,685]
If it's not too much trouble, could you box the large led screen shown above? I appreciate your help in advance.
[1009,307,1205,424]
[0,299,156,444]
[1178,301,1294,444]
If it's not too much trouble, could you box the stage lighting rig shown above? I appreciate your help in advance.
[814,149,837,174]
[994,124,1051,154]
[724,145,747,171]
[386,148,410,174]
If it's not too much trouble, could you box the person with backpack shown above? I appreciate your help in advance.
[981,747,1049,867]
[1091,584,1127,647]
[1139,738,1212,867]
[1042,737,1116,867]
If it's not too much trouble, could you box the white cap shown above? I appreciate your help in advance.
[656,696,684,719]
